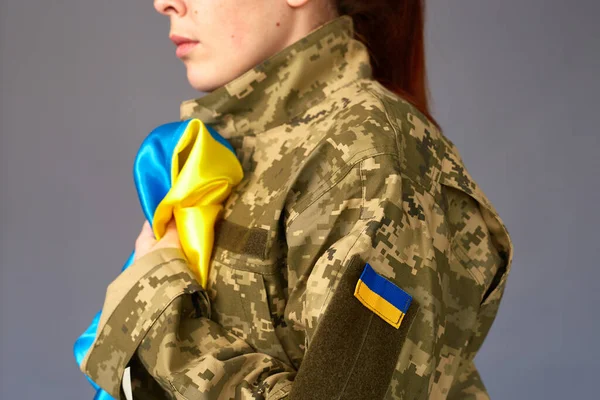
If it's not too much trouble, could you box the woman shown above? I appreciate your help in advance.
[79,0,514,399]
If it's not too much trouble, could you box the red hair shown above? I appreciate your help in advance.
[335,0,440,130]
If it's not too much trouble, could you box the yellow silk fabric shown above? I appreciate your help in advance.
[152,119,243,288]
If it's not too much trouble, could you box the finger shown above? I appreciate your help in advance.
[158,218,181,248]
[136,220,155,248]
[139,220,155,238]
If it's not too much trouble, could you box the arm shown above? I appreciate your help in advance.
[81,154,511,399]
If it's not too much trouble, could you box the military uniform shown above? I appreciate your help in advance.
[80,14,514,400]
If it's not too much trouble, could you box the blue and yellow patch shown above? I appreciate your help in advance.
[354,263,413,329]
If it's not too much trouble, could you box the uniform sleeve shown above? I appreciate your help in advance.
[81,153,511,399]
[284,153,511,399]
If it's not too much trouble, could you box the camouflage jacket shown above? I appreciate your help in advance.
[80,14,514,400]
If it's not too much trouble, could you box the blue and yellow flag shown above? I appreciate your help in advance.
[354,263,413,329]
[73,119,243,399]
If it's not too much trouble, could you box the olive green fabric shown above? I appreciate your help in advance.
[289,254,420,400]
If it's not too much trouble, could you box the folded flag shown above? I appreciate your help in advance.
[73,119,243,399]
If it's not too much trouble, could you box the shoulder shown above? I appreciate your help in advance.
[292,78,451,195]
[292,79,400,165]
[355,80,453,193]
[344,80,507,216]
[360,82,515,281]
[290,78,513,257]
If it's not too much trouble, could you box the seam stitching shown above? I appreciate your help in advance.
[289,149,397,226]
[314,225,370,320]
[359,160,366,220]
[362,86,440,193]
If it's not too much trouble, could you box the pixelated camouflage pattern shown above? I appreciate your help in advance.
[80,14,514,400]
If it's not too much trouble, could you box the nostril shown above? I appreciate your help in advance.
[153,0,186,16]
[153,0,179,16]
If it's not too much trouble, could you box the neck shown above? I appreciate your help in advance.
[179,15,373,138]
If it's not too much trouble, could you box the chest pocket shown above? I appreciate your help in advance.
[205,218,292,365]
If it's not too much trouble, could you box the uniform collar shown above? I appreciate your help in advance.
[179,14,373,137]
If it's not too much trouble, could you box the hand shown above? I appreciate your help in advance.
[133,219,182,262]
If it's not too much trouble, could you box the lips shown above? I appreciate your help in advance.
[170,34,200,58]
[170,34,198,45]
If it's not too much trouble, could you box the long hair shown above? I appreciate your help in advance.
[334,0,440,130]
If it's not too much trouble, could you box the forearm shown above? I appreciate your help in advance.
[134,304,296,399]
[79,248,202,398]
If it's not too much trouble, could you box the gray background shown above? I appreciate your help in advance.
[1,0,598,398]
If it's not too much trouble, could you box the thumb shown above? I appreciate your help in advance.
[139,220,155,240]
[134,220,156,261]
[156,218,181,249]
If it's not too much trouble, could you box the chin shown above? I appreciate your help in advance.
[186,66,229,93]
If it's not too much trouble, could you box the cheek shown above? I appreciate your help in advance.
[224,15,250,50]
[215,1,263,50]
[189,2,246,47]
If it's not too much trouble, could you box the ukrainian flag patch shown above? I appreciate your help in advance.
[353,263,413,329]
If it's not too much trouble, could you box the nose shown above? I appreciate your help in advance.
[153,0,187,16]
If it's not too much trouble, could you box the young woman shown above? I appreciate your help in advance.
[79,1,514,399]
